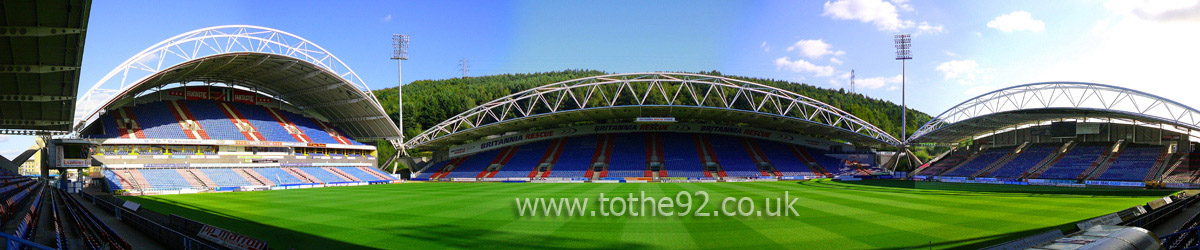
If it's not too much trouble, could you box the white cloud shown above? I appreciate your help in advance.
[823,0,914,31]
[857,74,904,90]
[987,11,1046,32]
[786,39,845,59]
[381,14,393,23]
[0,135,8,143]
[936,60,987,85]
[774,57,835,77]
[890,0,914,12]
[830,58,844,65]
[915,22,944,36]
[1106,0,1200,22]
[760,41,770,52]
[944,51,957,56]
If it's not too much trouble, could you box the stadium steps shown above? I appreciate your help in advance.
[739,138,774,176]
[173,169,206,189]
[259,106,309,143]
[914,149,955,175]
[284,168,320,183]
[1023,141,1075,179]
[971,143,1025,177]
[215,102,264,141]
[1145,150,1179,181]
[314,120,353,145]
[647,133,667,177]
[938,149,985,176]
[323,167,360,182]
[241,169,274,186]
[692,134,717,178]
[358,167,394,180]
[530,138,567,178]
[116,108,147,139]
[184,169,217,189]
[166,101,203,139]
[123,170,150,191]
[1081,140,1124,179]
[267,107,315,143]
[794,146,832,177]
[594,135,615,178]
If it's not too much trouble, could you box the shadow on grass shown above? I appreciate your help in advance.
[124,196,654,250]
[124,196,382,250]
[800,179,1176,198]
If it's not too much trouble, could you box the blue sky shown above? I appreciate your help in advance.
[4,0,1199,158]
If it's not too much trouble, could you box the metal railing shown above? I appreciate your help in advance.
[80,192,225,250]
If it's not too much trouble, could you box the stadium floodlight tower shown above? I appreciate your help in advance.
[894,34,914,172]
[391,34,409,147]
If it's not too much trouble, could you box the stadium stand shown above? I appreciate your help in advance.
[299,167,349,183]
[1036,143,1110,179]
[915,149,970,176]
[548,136,598,178]
[181,100,247,141]
[255,168,307,185]
[758,141,818,176]
[708,135,761,177]
[984,143,1060,178]
[495,140,552,178]
[198,168,255,187]
[280,111,342,144]
[131,104,190,139]
[1094,145,1164,181]
[807,148,856,175]
[942,147,1011,177]
[443,149,504,179]
[661,133,706,177]
[138,169,193,191]
[231,102,296,142]
[606,133,648,177]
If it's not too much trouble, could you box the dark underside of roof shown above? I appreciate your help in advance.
[0,0,91,132]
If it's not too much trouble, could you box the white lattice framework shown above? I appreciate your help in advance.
[910,82,1200,142]
[74,25,381,134]
[404,72,902,148]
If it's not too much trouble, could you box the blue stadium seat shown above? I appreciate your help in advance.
[606,133,647,177]
[1038,144,1107,179]
[942,147,1010,177]
[806,148,851,175]
[495,140,552,178]
[199,168,254,187]
[1096,145,1161,181]
[986,144,1058,178]
[183,100,246,140]
[757,141,816,176]
[279,111,341,144]
[661,133,706,177]
[708,135,760,177]
[254,168,307,185]
[131,105,190,139]
[336,167,383,181]
[444,149,503,178]
[549,136,598,178]
[138,169,194,190]
[231,103,296,142]
[298,167,349,183]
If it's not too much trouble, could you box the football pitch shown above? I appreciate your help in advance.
[122,180,1174,249]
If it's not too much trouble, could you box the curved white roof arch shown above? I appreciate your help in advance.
[74,25,399,141]
[910,82,1200,143]
[405,72,903,149]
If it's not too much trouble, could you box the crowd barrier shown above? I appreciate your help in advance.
[80,192,224,250]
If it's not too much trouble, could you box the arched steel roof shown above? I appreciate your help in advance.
[405,72,902,149]
[74,25,400,142]
[910,82,1200,144]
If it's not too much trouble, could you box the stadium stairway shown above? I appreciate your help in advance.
[1145,150,1179,181]
[241,169,274,186]
[265,107,315,143]
[114,108,147,139]
[529,139,567,178]
[549,136,597,179]
[971,143,1026,177]
[1032,142,1110,179]
[942,147,1012,177]
[184,169,218,189]
[939,149,986,176]
[299,168,348,183]
[647,133,667,178]
[493,141,548,178]
[1021,141,1076,179]
[794,146,833,177]
[1080,140,1124,179]
[756,141,816,177]
[592,135,617,179]
[358,167,394,180]
[284,167,321,183]
[325,167,362,182]
[982,143,1059,178]
[173,169,206,189]
[215,102,265,141]
[740,138,777,176]
[691,134,719,178]
[166,100,209,139]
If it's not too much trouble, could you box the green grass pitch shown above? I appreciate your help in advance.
[122,180,1173,249]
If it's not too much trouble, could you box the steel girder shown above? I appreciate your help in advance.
[910,82,1200,143]
[404,72,902,149]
